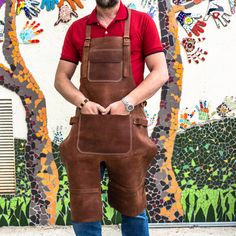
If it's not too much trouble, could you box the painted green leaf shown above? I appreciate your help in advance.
[195,207,205,222]
[0,204,3,214]
[206,204,215,222]
[0,215,8,226]
[189,147,194,152]
[181,179,187,186]
[223,175,228,182]
[9,214,19,226]
[191,159,196,167]
[105,206,114,221]
[175,168,180,174]
[55,213,65,225]
[219,150,224,156]
[216,192,222,221]
[66,211,72,225]
[19,210,28,226]
[212,170,218,176]
[183,165,189,170]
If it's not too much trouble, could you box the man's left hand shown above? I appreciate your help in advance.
[102,101,130,115]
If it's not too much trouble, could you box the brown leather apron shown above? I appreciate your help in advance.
[59,8,158,223]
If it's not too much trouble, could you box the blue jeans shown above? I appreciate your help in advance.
[71,161,150,236]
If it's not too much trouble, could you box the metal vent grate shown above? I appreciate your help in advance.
[0,99,16,195]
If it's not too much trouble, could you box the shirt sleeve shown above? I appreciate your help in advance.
[142,14,164,58]
[60,22,80,64]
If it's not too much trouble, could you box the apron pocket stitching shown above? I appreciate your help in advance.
[76,114,132,155]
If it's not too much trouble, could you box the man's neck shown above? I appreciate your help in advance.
[96,1,120,20]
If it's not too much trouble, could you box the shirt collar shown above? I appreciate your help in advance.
[87,0,128,25]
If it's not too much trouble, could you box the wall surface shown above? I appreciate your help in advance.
[0,0,235,226]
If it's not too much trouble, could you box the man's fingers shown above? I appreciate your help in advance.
[97,104,107,113]
[100,105,111,115]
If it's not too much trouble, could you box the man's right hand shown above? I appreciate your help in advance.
[80,101,106,114]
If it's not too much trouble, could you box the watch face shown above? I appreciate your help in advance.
[128,104,134,111]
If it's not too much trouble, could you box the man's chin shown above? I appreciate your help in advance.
[96,0,119,8]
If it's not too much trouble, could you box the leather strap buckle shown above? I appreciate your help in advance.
[123,36,130,46]
[140,100,147,107]
[133,117,148,127]
[84,38,91,47]
[69,116,79,125]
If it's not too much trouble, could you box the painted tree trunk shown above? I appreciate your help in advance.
[146,0,184,222]
[0,1,59,225]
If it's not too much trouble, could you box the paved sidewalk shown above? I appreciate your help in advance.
[0,225,236,236]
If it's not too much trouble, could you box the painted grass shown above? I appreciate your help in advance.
[181,188,236,222]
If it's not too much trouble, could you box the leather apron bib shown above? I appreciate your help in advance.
[59,8,158,223]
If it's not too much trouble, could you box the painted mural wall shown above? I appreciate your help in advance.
[0,0,235,226]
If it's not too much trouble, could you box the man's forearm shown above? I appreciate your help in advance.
[124,69,169,107]
[54,75,86,107]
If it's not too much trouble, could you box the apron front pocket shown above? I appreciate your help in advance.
[77,114,132,155]
[88,49,123,82]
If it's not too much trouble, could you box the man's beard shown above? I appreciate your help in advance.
[95,0,119,8]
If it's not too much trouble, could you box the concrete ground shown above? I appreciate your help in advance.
[0,225,235,236]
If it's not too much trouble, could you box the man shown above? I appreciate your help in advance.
[54,0,169,235]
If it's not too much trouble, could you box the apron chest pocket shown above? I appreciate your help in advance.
[88,49,123,82]
[77,114,132,155]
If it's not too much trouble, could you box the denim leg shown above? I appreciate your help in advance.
[121,209,150,236]
[70,162,106,236]
[71,220,102,236]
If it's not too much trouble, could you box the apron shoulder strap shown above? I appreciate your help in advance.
[123,8,131,78]
[81,21,91,79]
[124,8,131,38]
[85,24,91,40]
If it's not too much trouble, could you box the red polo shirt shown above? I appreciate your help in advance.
[60,1,163,86]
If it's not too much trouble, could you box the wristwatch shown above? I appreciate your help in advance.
[121,97,134,112]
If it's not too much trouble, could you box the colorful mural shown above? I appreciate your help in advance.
[0,0,59,225]
[0,0,235,226]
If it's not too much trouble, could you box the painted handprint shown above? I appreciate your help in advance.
[147,5,158,18]
[176,11,206,37]
[203,0,231,28]
[195,100,209,121]
[19,21,43,44]
[172,0,203,5]
[179,107,196,129]
[17,0,41,19]
[40,0,59,11]
[211,96,236,118]
[57,0,84,10]
[141,0,157,8]
[140,0,158,18]
[172,0,192,5]
[144,109,157,127]
[54,3,78,26]
[229,0,236,14]
[127,3,137,9]
[181,37,208,63]
[53,125,64,145]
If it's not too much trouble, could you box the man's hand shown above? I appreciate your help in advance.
[102,101,130,115]
[80,101,106,115]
